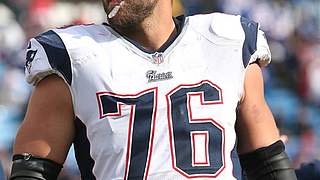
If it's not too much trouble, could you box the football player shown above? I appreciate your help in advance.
[10,0,297,179]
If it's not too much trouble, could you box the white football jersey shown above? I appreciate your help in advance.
[25,13,271,180]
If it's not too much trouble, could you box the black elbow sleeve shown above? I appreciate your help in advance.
[10,153,62,180]
[239,140,297,180]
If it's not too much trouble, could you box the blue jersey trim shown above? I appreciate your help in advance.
[35,30,72,85]
[74,117,96,180]
[241,17,258,68]
[231,140,242,179]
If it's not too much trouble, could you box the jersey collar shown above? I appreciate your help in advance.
[102,15,189,64]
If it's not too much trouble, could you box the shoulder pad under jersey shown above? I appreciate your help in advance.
[188,13,271,68]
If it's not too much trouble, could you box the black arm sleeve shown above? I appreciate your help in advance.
[10,153,63,180]
[239,140,297,180]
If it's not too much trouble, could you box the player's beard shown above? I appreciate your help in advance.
[103,0,158,32]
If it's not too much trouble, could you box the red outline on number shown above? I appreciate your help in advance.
[125,105,135,180]
[96,88,158,180]
[187,91,226,176]
[191,131,209,166]
[166,80,226,179]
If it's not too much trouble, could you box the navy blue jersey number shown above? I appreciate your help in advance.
[97,81,225,179]
[166,80,225,178]
[97,88,158,180]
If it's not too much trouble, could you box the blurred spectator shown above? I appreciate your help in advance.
[0,161,4,180]
[296,160,320,180]
[182,0,221,15]
[0,4,26,62]
[0,149,10,179]
[173,0,184,16]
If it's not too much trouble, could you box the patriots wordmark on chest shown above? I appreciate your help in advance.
[146,70,173,83]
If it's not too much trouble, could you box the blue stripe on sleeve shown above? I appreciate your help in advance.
[241,17,258,68]
[35,30,72,85]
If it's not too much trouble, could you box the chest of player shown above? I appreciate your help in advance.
[71,38,244,127]
[69,42,243,179]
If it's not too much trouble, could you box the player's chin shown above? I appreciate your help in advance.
[108,12,142,30]
[108,16,133,30]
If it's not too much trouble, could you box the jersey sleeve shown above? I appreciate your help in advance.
[25,30,72,86]
[241,17,271,67]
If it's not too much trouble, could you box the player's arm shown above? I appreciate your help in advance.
[10,75,75,180]
[236,63,297,180]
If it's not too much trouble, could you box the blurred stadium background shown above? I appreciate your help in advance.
[0,0,319,179]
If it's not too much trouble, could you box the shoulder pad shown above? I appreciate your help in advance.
[188,13,271,67]
[188,13,244,43]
